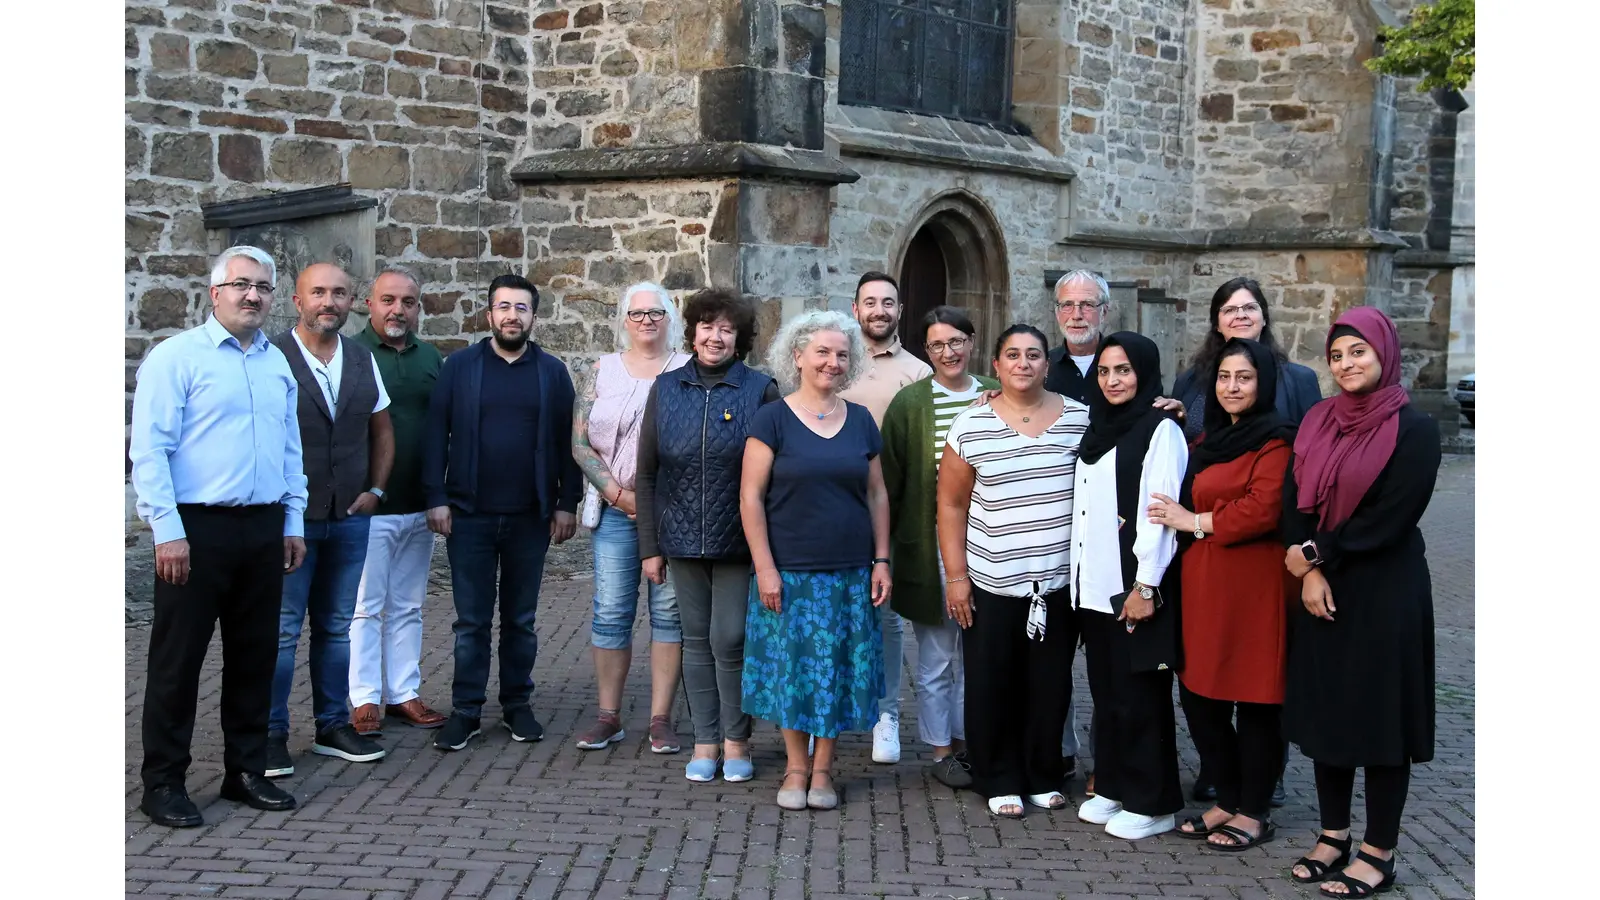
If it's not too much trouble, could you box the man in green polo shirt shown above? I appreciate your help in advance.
[347,266,449,734]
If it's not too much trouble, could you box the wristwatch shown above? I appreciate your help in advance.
[1300,540,1323,566]
[369,487,386,500]
[1192,514,1205,540]
[1132,582,1154,600]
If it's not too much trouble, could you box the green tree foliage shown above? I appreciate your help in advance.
[1365,0,1475,91]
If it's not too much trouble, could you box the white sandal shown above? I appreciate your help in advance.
[1027,791,1067,810]
[987,795,1025,818]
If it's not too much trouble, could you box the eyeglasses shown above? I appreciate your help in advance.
[1054,300,1103,313]
[220,280,275,296]
[926,337,970,355]
[626,309,667,323]
[491,301,532,314]
[1219,302,1262,319]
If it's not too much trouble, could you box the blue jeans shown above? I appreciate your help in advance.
[270,515,372,735]
[446,511,551,719]
[591,505,681,649]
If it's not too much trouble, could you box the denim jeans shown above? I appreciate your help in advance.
[271,514,373,735]
[446,511,551,719]
[591,505,680,649]
[879,601,905,720]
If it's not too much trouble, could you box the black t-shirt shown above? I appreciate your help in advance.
[476,350,541,514]
[748,400,882,571]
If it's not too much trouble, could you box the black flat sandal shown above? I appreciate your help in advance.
[1207,820,1276,852]
[1174,808,1236,840]
[1318,849,1397,898]
[1291,833,1353,884]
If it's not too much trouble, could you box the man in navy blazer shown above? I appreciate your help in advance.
[421,273,581,752]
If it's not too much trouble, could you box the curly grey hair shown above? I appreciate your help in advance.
[766,309,871,394]
[615,281,685,352]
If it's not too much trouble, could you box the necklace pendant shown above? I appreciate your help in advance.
[1022,416,1031,423]
[816,413,826,420]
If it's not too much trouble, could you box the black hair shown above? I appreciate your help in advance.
[1190,277,1285,375]
[991,323,1050,360]
[681,288,758,360]
[921,305,975,339]
[487,273,540,312]
[855,271,899,297]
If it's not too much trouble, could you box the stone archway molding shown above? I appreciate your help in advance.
[887,189,1012,370]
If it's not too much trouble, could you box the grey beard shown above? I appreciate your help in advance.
[381,321,408,339]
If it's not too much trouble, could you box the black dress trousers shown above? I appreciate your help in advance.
[1081,608,1183,817]
[141,504,284,791]
[962,584,1078,799]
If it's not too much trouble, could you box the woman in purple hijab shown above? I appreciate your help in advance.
[1279,307,1441,898]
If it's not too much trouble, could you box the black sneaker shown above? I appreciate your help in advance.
[502,705,544,742]
[434,713,481,751]
[264,734,294,778]
[929,754,973,789]
[1270,776,1287,808]
[312,724,387,763]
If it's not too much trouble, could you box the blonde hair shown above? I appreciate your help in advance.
[766,309,871,393]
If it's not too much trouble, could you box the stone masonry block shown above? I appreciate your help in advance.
[217,133,264,182]
[269,139,343,183]
[195,39,257,78]
[150,132,214,181]
[698,67,823,149]
[349,145,410,189]
[413,147,479,192]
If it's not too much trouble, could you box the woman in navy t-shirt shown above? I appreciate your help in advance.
[740,310,892,812]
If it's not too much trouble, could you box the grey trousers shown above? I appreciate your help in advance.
[670,558,753,745]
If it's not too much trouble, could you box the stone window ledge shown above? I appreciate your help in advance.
[509,143,859,186]
[1059,223,1414,253]
[201,184,377,231]
[827,105,1075,183]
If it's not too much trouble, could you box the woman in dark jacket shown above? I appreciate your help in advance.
[1174,277,1322,438]
[636,288,779,785]
[1280,308,1440,898]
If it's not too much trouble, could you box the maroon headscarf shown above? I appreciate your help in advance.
[1292,307,1410,530]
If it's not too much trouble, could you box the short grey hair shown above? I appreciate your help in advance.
[209,245,276,287]
[370,264,423,297]
[615,281,685,352]
[766,309,871,393]
[1052,269,1111,305]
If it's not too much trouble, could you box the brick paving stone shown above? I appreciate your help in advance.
[126,456,1475,898]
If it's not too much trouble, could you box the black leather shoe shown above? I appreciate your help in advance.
[220,772,297,811]
[140,785,203,828]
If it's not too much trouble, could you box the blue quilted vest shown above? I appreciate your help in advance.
[653,359,774,560]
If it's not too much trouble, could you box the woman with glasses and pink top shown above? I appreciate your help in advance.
[570,282,691,754]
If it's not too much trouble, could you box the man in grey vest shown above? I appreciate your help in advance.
[266,262,395,777]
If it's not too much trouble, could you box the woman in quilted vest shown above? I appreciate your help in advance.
[571,282,692,755]
[635,289,779,784]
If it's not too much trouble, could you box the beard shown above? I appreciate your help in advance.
[381,318,409,339]
[862,316,896,341]
[305,309,348,334]
[492,326,529,351]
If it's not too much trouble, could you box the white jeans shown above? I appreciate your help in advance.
[348,512,434,707]
[913,613,965,747]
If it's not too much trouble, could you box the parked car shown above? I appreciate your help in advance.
[1454,373,1474,427]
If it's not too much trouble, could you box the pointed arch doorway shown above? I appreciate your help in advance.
[893,192,1010,374]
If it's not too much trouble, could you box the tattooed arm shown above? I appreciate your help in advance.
[572,360,621,503]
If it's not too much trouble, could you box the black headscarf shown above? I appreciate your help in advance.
[1078,331,1167,465]
[1178,337,1297,510]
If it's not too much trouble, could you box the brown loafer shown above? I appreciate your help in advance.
[351,703,382,736]
[386,698,447,729]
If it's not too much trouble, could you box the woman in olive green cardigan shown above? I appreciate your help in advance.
[880,307,998,789]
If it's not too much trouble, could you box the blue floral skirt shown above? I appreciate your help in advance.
[741,567,884,739]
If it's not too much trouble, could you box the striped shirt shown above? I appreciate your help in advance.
[945,398,1090,597]
[929,375,983,470]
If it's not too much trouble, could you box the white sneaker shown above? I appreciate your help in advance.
[871,712,901,763]
[1076,794,1123,825]
[1105,810,1175,840]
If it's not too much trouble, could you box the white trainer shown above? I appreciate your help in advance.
[871,712,901,764]
[1105,810,1175,840]
[1076,794,1124,825]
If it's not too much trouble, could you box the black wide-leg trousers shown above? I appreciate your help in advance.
[1081,608,1183,816]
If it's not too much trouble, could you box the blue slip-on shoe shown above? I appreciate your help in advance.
[722,758,754,783]
[685,756,720,783]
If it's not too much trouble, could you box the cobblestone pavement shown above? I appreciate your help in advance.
[125,456,1474,899]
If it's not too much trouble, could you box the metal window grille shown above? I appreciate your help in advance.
[839,0,1015,129]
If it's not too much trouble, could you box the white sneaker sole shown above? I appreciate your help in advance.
[1105,813,1175,840]
[435,728,481,751]
[264,766,293,778]
[503,721,544,742]
[311,744,387,763]
[575,729,626,750]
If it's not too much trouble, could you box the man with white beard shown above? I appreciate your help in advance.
[839,271,932,766]
[346,267,450,737]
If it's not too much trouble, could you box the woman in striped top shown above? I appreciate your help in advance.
[936,324,1090,818]
[880,307,997,789]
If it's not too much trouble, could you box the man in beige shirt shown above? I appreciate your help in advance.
[839,270,930,767]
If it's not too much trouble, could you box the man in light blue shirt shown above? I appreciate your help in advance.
[129,245,309,828]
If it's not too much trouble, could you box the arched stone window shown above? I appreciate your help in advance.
[838,0,1015,128]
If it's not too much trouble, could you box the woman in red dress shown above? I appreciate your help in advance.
[1147,337,1296,851]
